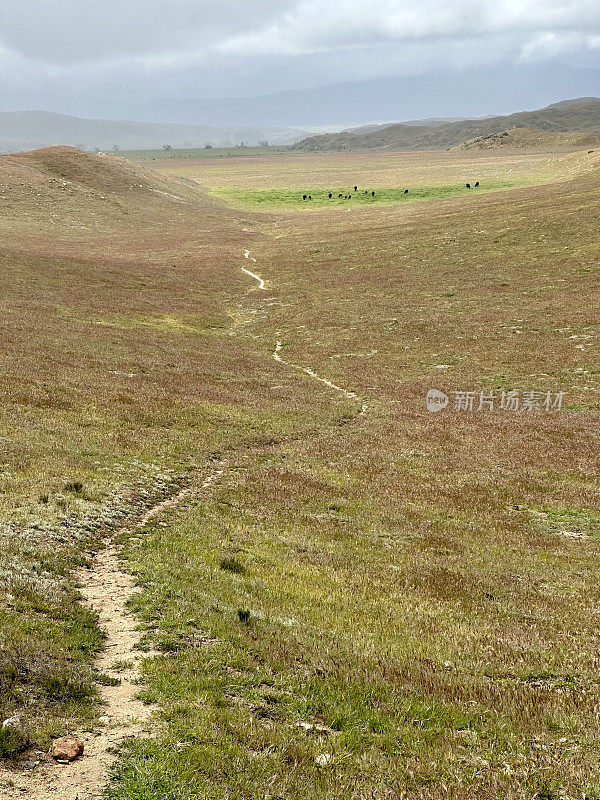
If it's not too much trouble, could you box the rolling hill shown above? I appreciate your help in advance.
[454,127,600,152]
[291,98,600,152]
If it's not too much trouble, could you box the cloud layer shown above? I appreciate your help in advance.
[0,1,598,119]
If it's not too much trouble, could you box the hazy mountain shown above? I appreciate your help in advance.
[291,98,600,152]
[0,111,308,154]
[126,63,600,128]
[343,117,469,134]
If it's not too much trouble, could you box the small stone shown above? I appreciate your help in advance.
[2,716,21,730]
[51,735,84,762]
[22,760,38,771]
[315,753,332,766]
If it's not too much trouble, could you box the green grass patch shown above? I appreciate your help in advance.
[212,181,521,210]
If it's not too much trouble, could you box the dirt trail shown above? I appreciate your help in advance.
[0,469,222,800]
[241,251,366,414]
[274,340,367,414]
[242,249,266,290]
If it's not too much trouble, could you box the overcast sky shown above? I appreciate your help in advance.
[0,1,599,121]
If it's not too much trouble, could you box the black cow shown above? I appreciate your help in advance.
[466,183,471,189]
[303,195,307,200]
[404,189,409,194]
[328,193,332,198]
[308,195,312,200]
[474,181,479,187]
[354,185,358,192]
[371,191,375,197]
[338,194,343,198]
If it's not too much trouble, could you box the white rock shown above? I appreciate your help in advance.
[2,716,21,730]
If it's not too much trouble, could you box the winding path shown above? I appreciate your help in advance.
[0,469,223,800]
[241,249,266,290]
[241,250,367,415]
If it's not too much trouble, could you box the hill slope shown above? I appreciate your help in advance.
[292,98,600,152]
[454,127,600,151]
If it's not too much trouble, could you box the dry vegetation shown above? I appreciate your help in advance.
[1,144,599,799]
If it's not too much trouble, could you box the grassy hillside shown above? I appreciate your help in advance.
[0,147,336,765]
[1,146,599,799]
[454,127,600,151]
[291,98,600,152]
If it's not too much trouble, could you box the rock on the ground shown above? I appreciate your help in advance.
[2,716,21,730]
[51,735,84,761]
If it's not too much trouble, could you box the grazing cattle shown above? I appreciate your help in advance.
[303,195,307,200]
[329,193,332,198]
[371,191,375,197]
[354,186,358,192]
[475,181,479,187]
[308,195,312,200]
[404,189,409,194]
[466,183,471,188]
[364,190,368,194]
[338,193,343,198]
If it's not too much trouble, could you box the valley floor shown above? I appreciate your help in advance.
[0,145,599,799]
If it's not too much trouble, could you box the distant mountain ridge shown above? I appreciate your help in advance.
[291,98,600,152]
[0,111,307,154]
[123,64,600,128]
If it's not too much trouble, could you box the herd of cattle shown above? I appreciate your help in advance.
[301,182,480,201]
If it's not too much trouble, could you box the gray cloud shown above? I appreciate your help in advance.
[0,0,291,64]
[0,1,598,121]
[1,0,599,66]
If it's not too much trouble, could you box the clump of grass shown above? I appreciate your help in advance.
[0,725,27,758]
[110,660,134,672]
[63,480,85,495]
[219,556,246,575]
[44,671,94,701]
[237,608,251,624]
[95,672,121,687]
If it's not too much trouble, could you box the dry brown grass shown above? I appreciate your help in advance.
[1,146,599,798]
[0,147,333,758]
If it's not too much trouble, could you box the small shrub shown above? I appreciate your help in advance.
[0,726,27,758]
[536,781,562,800]
[64,481,85,495]
[237,608,251,624]
[220,557,246,575]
